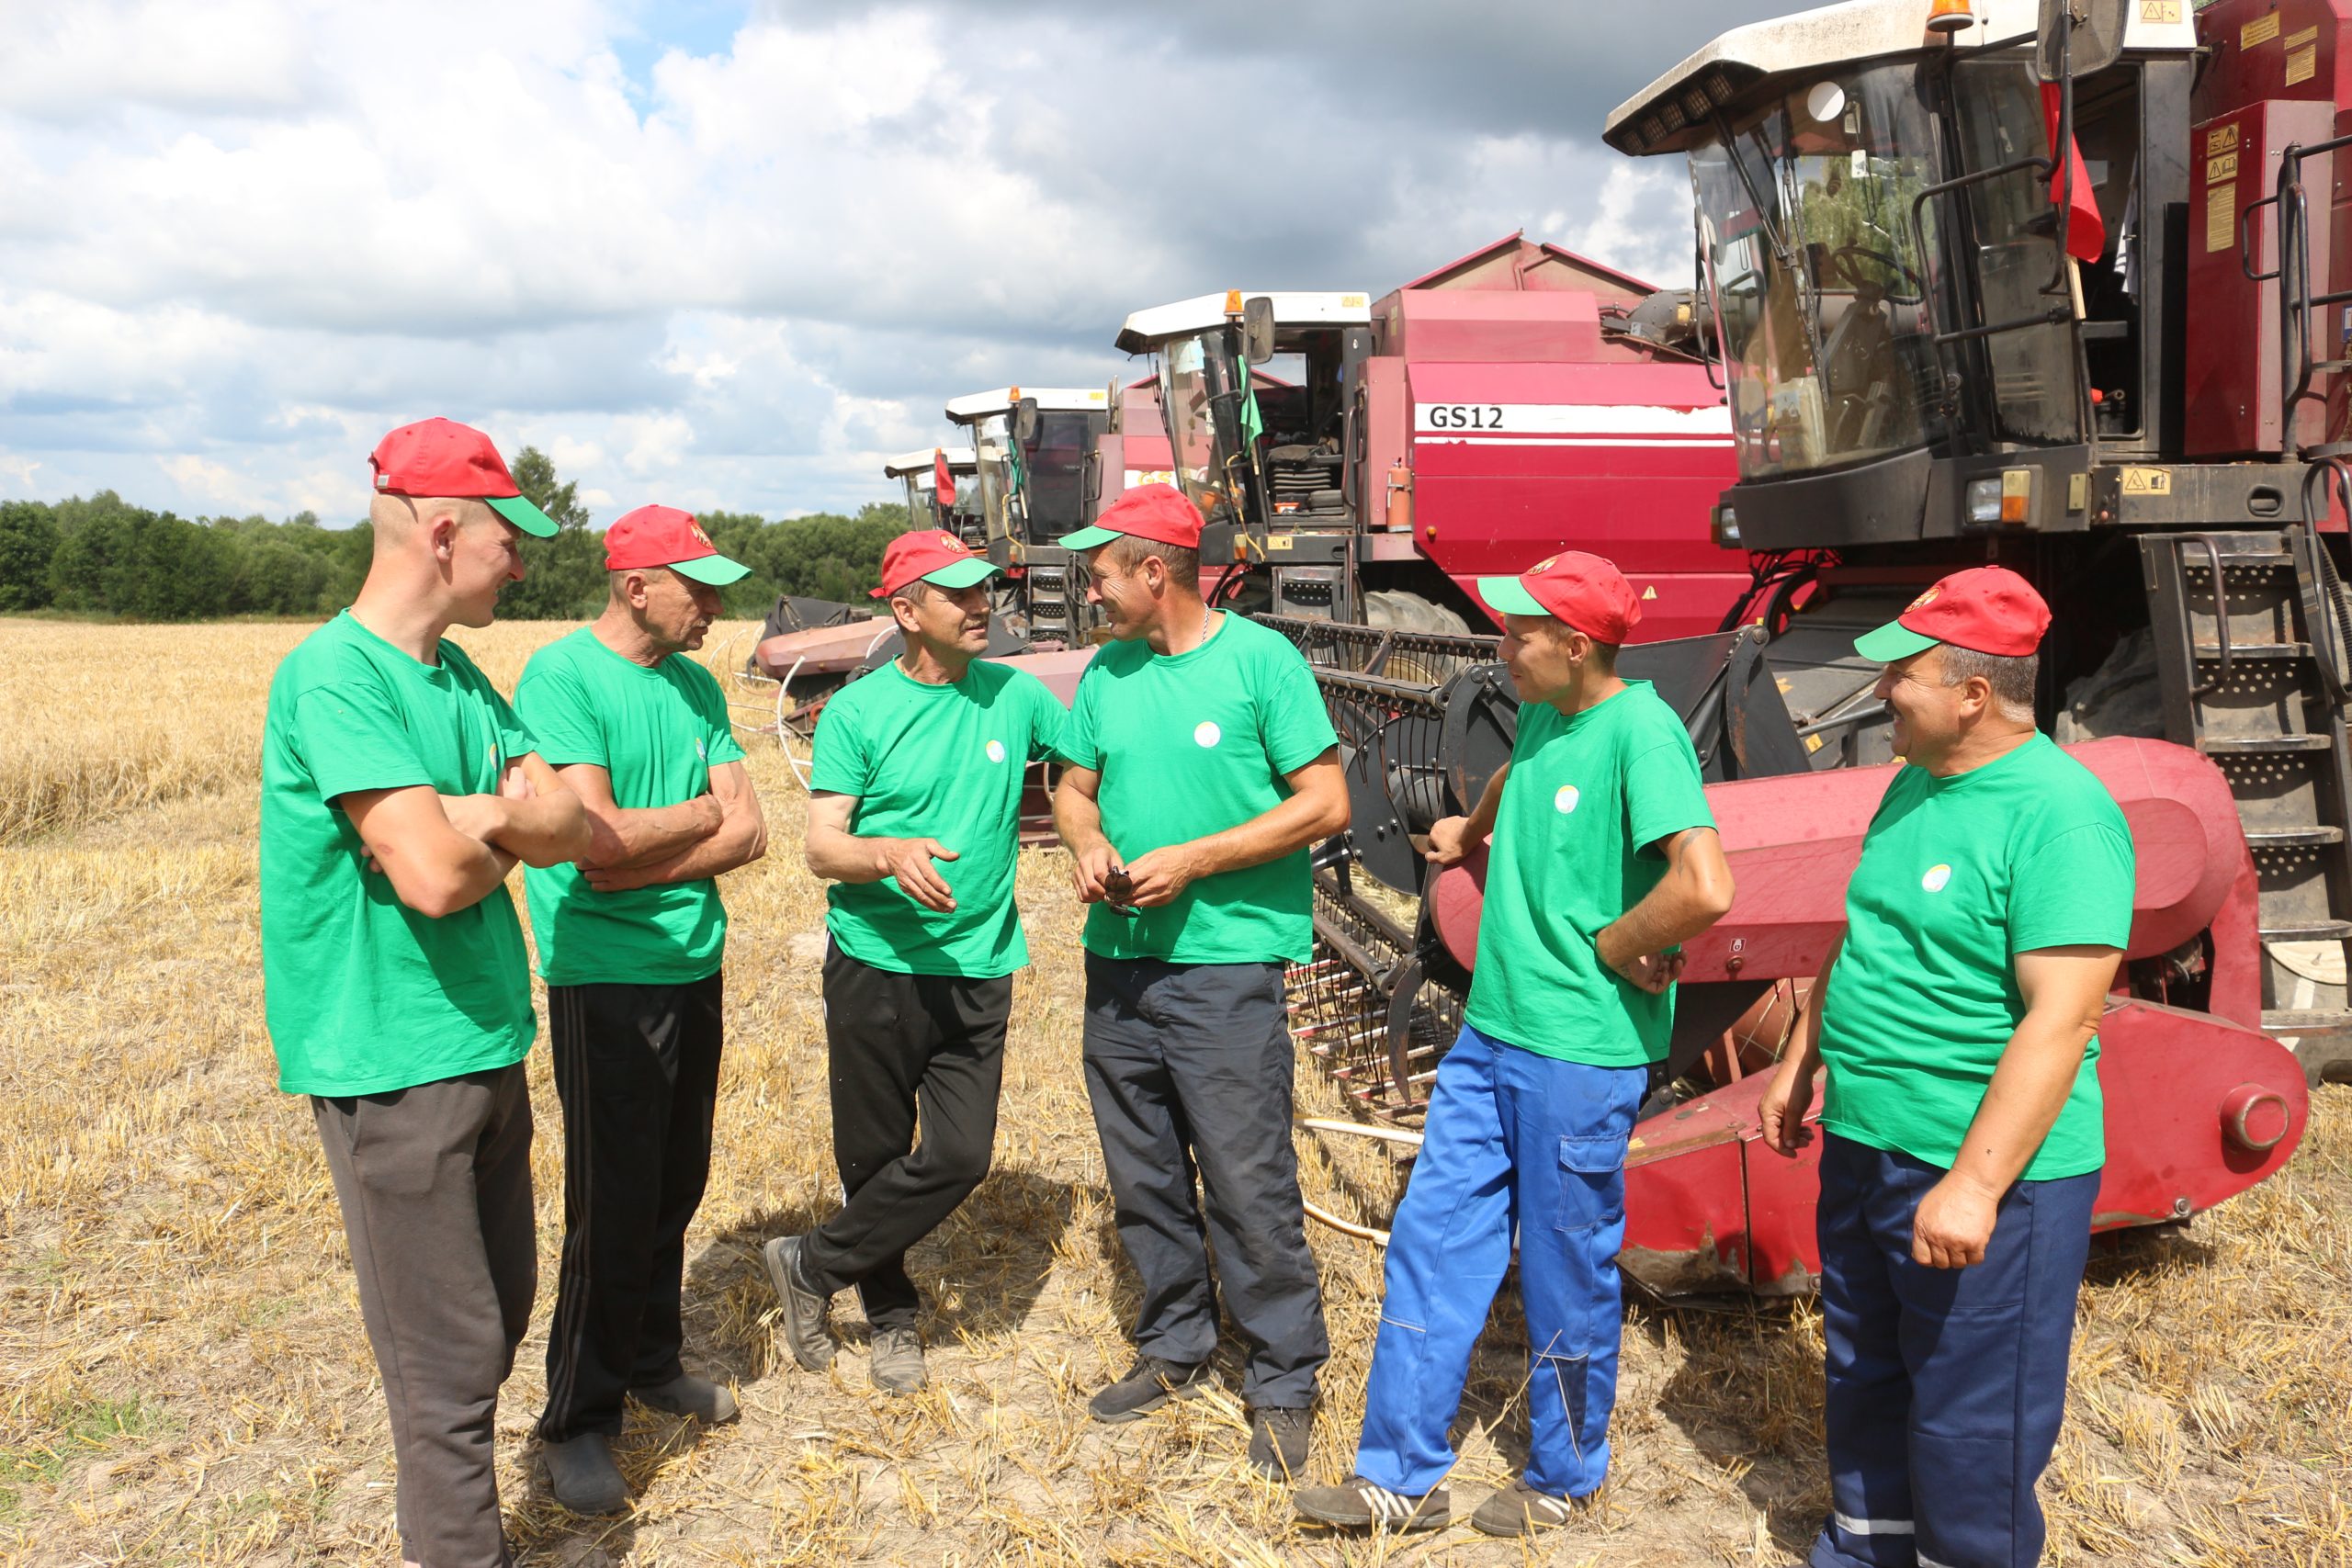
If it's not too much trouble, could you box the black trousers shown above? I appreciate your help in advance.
[312,1063,534,1568]
[1081,954,1328,1409]
[802,943,1010,1330]
[538,975,724,1443]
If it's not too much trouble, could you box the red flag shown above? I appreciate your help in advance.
[933,447,956,508]
[2041,83,2106,264]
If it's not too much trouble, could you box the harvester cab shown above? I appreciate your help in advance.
[1114,289,1379,622]
[883,446,980,545]
[1606,0,2352,1080]
[942,386,1114,646]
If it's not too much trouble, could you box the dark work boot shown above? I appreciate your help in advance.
[762,1235,837,1371]
[1087,1355,1212,1422]
[1248,1404,1313,1481]
[541,1432,629,1516]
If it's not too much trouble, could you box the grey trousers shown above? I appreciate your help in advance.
[1081,954,1328,1408]
[311,1063,535,1568]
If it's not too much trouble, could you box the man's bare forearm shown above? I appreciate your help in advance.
[1464,761,1510,840]
[1946,1013,2096,1196]
[806,822,894,884]
[465,790,591,868]
[1600,839,1734,961]
[1175,789,1343,880]
[621,810,766,886]
[582,797,721,869]
[1053,777,1110,856]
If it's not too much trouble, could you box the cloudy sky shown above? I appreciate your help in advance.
[0,0,1770,525]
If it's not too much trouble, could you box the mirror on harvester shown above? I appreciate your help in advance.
[1013,396,1040,443]
[2037,0,2130,84]
[1241,295,1277,365]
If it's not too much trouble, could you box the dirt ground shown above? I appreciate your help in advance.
[1,618,2346,1567]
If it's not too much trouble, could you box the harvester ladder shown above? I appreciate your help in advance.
[2141,528,2352,1067]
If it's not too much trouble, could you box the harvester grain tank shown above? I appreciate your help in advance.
[1113,236,1751,638]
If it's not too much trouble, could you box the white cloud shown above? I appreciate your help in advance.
[0,0,1713,526]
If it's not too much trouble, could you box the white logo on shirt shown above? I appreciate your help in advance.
[1194,721,1222,748]
[695,737,707,761]
[1554,784,1580,814]
[1921,863,1953,893]
[986,739,1007,763]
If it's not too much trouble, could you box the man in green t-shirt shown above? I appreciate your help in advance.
[515,504,768,1515]
[764,528,1069,1396]
[1297,550,1734,1539]
[1757,566,2133,1568]
[1050,484,1350,1482]
[260,418,590,1568]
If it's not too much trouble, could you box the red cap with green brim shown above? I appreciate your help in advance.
[871,528,1002,598]
[1854,565,2050,661]
[1060,482,1204,551]
[1476,549,1641,642]
[603,504,751,585]
[368,418,559,537]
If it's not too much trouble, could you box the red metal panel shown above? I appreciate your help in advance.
[1405,360,1734,407]
[1362,356,1409,532]
[2193,0,2352,116]
[1384,291,1605,363]
[1430,739,2258,997]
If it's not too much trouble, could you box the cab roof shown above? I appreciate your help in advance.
[883,446,976,478]
[942,386,1111,421]
[1114,291,1373,355]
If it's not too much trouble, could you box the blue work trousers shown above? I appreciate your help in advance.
[1810,1133,2098,1568]
[1353,1022,1647,1498]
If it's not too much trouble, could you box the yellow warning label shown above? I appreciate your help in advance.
[2289,42,2318,85]
[1266,534,1294,552]
[2244,11,2280,48]
[2121,467,2174,496]
[2142,0,2181,19]
[2288,25,2319,48]
[1804,733,1824,754]
[2208,123,2242,157]
[1641,585,1657,600]
[2208,183,2238,252]
[2208,152,2240,183]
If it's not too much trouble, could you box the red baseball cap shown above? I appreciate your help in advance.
[368,418,558,537]
[1477,550,1642,643]
[604,504,750,586]
[871,528,1001,599]
[1855,565,2050,661]
[1059,482,1204,552]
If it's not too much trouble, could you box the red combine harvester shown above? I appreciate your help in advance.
[1114,235,1751,639]
[1278,0,2340,1296]
[943,386,1114,646]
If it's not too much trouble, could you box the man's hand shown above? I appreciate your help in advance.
[1757,1065,1816,1158]
[438,793,507,845]
[1121,843,1203,908]
[875,837,959,912]
[1425,815,1475,868]
[1912,1171,2001,1269]
[1596,923,1685,994]
[1071,841,1123,905]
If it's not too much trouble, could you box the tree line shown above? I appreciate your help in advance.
[0,446,908,622]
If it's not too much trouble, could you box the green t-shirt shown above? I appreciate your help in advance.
[515,627,747,987]
[809,657,1069,977]
[1462,682,1715,1066]
[259,611,538,1096]
[1063,613,1340,964]
[1818,733,2135,1180]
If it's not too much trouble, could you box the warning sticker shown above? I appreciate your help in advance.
[2208,183,2238,253]
[2208,123,2241,157]
[2208,152,2240,183]
[2288,25,2319,48]
[2141,0,2181,19]
[2244,11,2280,48]
[2121,468,2174,497]
[2289,42,2318,85]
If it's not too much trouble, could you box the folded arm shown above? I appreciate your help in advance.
[560,761,722,870]
[583,760,766,891]
[342,784,521,919]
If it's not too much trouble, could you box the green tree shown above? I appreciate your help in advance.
[0,502,60,609]
[497,446,605,620]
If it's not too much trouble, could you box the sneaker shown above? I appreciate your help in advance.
[631,1371,739,1425]
[869,1325,926,1394]
[1248,1404,1312,1481]
[762,1235,836,1371]
[540,1432,629,1515]
[1086,1355,1212,1423]
[1469,1478,1577,1538]
[1294,1474,1449,1532]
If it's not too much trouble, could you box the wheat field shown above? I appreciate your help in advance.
[0,615,2345,1567]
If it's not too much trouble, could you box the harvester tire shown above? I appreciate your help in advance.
[1363,589,1472,637]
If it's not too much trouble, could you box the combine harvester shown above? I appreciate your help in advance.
[943,386,1114,646]
[1114,234,1750,638]
[1284,0,2336,1296]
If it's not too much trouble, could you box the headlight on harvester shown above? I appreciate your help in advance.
[1966,476,2006,525]
[1712,504,1741,548]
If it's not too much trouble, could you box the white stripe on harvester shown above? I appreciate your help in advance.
[1835,1512,1917,1536]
